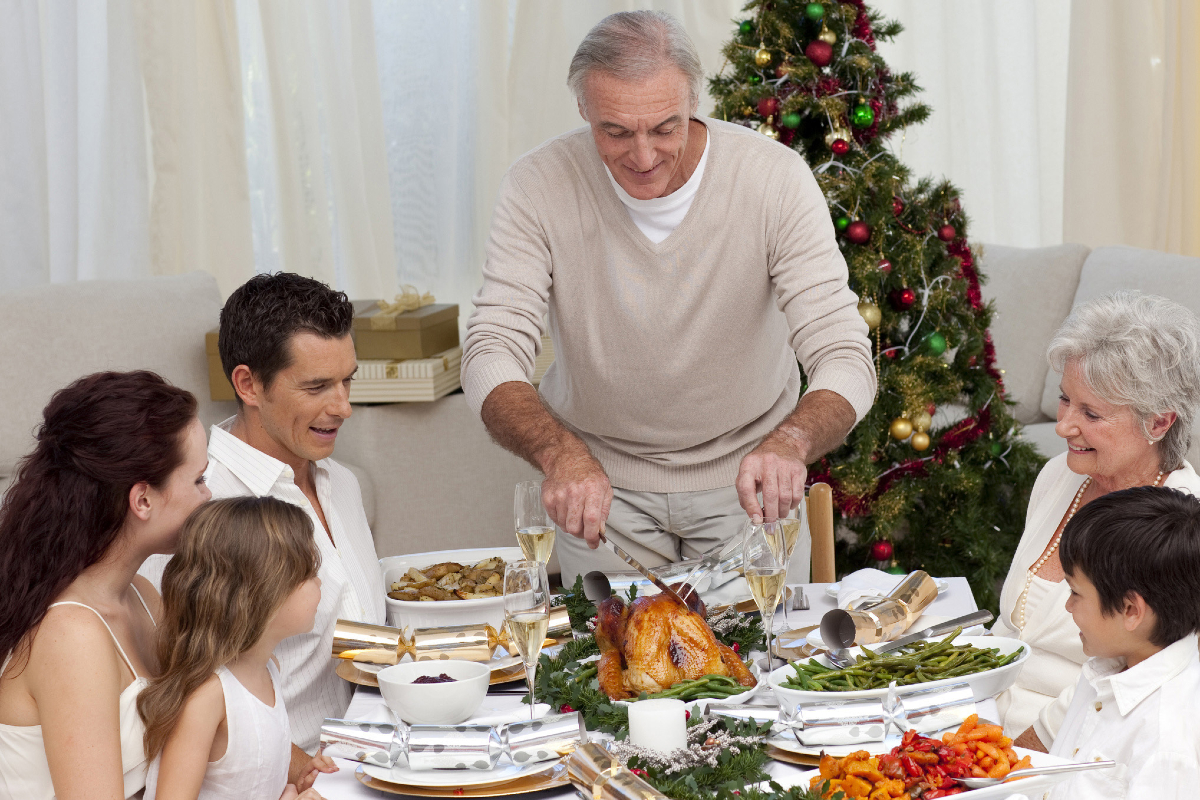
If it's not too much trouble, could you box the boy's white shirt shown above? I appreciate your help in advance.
[1048,632,1200,799]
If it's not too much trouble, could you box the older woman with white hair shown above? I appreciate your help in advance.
[993,290,1200,750]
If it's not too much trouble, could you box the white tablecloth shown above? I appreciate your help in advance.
[314,579,986,799]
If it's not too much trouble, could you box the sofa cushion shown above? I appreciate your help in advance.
[978,243,1090,425]
[0,272,234,482]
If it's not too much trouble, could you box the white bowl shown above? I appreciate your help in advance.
[381,547,524,630]
[377,660,490,724]
[768,635,1030,711]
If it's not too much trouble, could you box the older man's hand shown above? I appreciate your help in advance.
[541,444,612,548]
[736,432,808,523]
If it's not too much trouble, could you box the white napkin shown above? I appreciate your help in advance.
[836,568,902,610]
[469,696,552,726]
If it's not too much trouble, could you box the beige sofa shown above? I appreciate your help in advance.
[2,243,1197,561]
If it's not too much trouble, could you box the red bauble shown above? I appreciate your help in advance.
[831,138,850,155]
[927,403,936,415]
[890,287,916,310]
[845,220,871,244]
[775,63,790,79]
[870,540,894,561]
[938,224,957,242]
[892,196,905,216]
[878,258,892,273]
[757,96,780,118]
[805,40,833,67]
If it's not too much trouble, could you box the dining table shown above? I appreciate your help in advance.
[312,579,1009,800]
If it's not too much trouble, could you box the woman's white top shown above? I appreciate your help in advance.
[0,587,155,800]
[144,660,290,800]
[992,452,1200,742]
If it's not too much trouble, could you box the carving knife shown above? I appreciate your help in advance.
[598,523,694,606]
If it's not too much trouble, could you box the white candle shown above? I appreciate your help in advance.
[627,698,687,754]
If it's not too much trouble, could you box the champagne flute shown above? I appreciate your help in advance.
[742,522,788,670]
[515,480,555,564]
[764,507,805,626]
[503,560,551,721]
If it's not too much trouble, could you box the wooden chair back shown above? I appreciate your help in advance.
[806,482,835,583]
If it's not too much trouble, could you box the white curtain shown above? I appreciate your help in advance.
[869,0,1072,248]
[0,0,151,291]
[1063,0,1200,257]
[236,0,398,299]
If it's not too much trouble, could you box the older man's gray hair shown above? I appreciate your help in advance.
[567,10,704,110]
[1047,290,1200,471]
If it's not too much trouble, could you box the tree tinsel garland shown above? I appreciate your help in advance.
[710,1,1045,613]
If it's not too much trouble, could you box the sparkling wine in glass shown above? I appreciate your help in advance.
[503,560,551,721]
[743,522,788,669]
[763,508,804,626]
[515,480,556,564]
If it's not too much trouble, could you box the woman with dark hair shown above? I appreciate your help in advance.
[0,371,211,800]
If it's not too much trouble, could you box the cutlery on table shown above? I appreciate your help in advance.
[821,608,995,669]
[956,760,1116,789]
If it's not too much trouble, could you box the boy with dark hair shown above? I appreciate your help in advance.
[142,272,384,781]
[1047,485,1200,799]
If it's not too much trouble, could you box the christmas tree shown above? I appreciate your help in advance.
[709,1,1044,611]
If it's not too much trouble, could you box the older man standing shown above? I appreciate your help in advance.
[462,11,875,584]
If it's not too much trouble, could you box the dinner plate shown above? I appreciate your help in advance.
[336,658,526,688]
[786,744,1081,800]
[355,762,570,797]
[825,578,949,599]
[361,754,560,788]
[707,584,795,615]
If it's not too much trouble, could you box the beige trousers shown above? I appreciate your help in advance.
[555,485,748,587]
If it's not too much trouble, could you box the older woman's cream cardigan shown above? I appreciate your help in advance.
[992,452,1200,743]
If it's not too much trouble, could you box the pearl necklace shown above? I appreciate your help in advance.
[1016,470,1165,631]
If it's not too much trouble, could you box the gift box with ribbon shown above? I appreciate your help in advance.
[352,289,459,361]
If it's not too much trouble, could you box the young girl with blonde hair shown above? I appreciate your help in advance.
[138,497,338,800]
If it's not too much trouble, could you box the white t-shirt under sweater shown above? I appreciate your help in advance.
[604,131,709,244]
[991,452,1200,741]
[463,117,876,494]
[140,419,387,753]
[145,661,291,800]
[1048,634,1200,799]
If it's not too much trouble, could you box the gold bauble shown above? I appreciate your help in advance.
[889,417,913,440]
[824,125,852,146]
[910,431,931,451]
[912,410,933,433]
[755,47,773,67]
[818,24,837,45]
[857,301,881,330]
[757,118,780,140]
[742,106,755,117]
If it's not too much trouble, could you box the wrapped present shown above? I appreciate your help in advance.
[205,329,236,402]
[352,298,459,361]
[348,347,462,403]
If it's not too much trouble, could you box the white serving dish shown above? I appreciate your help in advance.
[769,635,1030,709]
[377,660,490,724]
[381,547,524,630]
[784,741,1081,799]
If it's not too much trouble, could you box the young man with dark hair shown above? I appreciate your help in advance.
[1046,485,1200,799]
[143,273,385,780]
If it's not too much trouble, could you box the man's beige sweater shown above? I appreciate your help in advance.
[463,118,876,494]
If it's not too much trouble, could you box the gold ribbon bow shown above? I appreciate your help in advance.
[370,285,437,330]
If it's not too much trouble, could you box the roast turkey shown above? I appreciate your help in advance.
[594,586,756,700]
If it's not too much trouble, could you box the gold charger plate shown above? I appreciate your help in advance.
[355,762,569,797]
[766,744,820,767]
[773,625,819,661]
[335,659,527,688]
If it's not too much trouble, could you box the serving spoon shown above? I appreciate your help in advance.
[955,760,1116,789]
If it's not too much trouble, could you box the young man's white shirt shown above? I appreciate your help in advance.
[1048,632,1200,799]
[141,418,386,752]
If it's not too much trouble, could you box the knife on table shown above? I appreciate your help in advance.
[868,609,995,655]
[598,524,695,606]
